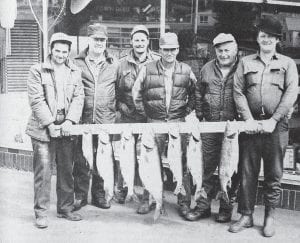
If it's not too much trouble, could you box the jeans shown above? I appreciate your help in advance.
[32,137,75,218]
[237,119,288,215]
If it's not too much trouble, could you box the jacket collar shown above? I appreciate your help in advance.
[156,59,180,75]
[126,49,156,64]
[41,55,79,71]
[253,51,279,61]
[75,47,115,64]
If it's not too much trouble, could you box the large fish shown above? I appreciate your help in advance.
[167,125,186,196]
[82,132,94,171]
[96,130,115,203]
[186,127,207,201]
[119,129,139,203]
[139,128,164,222]
[216,121,239,203]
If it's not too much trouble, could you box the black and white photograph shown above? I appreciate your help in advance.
[0,0,300,242]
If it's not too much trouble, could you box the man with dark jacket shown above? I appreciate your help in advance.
[185,33,240,223]
[114,25,160,208]
[132,32,196,217]
[26,32,84,228]
[72,23,119,210]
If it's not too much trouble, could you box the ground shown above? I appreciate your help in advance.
[0,168,299,243]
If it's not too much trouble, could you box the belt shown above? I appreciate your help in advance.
[253,113,272,120]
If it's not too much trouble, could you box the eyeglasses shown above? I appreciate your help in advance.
[161,48,178,53]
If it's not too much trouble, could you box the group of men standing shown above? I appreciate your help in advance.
[26,15,298,238]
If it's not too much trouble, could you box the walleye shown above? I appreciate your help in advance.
[186,127,207,201]
[119,129,139,203]
[167,125,186,196]
[139,128,164,222]
[96,130,114,203]
[216,121,239,203]
[82,132,94,170]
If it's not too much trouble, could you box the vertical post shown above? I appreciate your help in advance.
[194,0,199,34]
[42,0,48,61]
[160,0,166,36]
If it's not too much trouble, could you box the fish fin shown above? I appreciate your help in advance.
[153,203,165,223]
[215,191,229,203]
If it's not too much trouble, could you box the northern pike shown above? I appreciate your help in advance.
[186,127,207,201]
[216,121,239,203]
[82,132,94,170]
[96,130,114,203]
[139,128,164,222]
[167,125,186,196]
[119,129,139,203]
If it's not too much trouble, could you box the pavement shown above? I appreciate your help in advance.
[0,168,299,243]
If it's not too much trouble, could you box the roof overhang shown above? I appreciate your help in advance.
[217,0,300,7]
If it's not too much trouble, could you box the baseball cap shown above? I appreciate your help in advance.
[87,23,108,38]
[131,25,149,38]
[213,33,236,47]
[159,33,179,49]
[49,32,72,46]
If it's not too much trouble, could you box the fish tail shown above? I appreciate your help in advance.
[195,187,207,201]
[215,191,229,203]
[173,184,186,196]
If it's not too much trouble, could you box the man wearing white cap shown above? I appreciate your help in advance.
[26,32,84,228]
[185,33,240,222]
[114,25,160,207]
[133,32,196,217]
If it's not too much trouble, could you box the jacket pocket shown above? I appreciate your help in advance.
[271,69,285,91]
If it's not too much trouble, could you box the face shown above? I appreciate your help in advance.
[88,36,107,55]
[215,42,238,67]
[131,32,149,55]
[51,42,70,65]
[160,47,179,64]
[257,31,279,54]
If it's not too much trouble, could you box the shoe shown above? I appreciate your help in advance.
[137,201,156,214]
[57,212,82,221]
[263,207,275,237]
[91,198,111,209]
[72,198,88,212]
[178,204,190,217]
[184,207,211,221]
[215,208,232,223]
[228,215,253,233]
[35,217,48,229]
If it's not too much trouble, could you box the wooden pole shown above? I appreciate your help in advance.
[194,0,199,34]
[160,0,166,36]
[42,0,48,61]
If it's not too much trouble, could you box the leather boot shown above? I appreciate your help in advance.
[263,207,275,237]
[228,214,253,233]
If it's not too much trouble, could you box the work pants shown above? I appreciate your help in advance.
[32,137,75,218]
[197,133,240,211]
[237,119,288,215]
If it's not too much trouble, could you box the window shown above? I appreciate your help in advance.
[199,15,208,24]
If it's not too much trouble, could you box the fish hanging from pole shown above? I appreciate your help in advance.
[96,130,115,203]
[119,129,139,203]
[216,121,239,203]
[82,132,94,171]
[187,126,207,201]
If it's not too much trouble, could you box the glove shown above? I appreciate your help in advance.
[261,118,277,133]
[60,120,73,136]
[48,123,61,137]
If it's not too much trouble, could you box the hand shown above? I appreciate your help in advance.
[60,120,73,136]
[48,123,61,137]
[261,118,277,133]
[244,119,260,134]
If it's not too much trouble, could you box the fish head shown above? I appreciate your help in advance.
[224,121,239,139]
[190,125,201,141]
[122,128,133,140]
[98,130,110,144]
[168,124,180,139]
[141,128,155,150]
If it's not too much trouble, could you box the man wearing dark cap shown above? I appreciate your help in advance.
[73,23,119,210]
[229,16,298,237]
[114,25,160,207]
[26,32,84,228]
[185,33,240,223]
[132,32,196,218]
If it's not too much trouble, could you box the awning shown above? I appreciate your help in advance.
[0,0,17,29]
[217,0,300,7]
